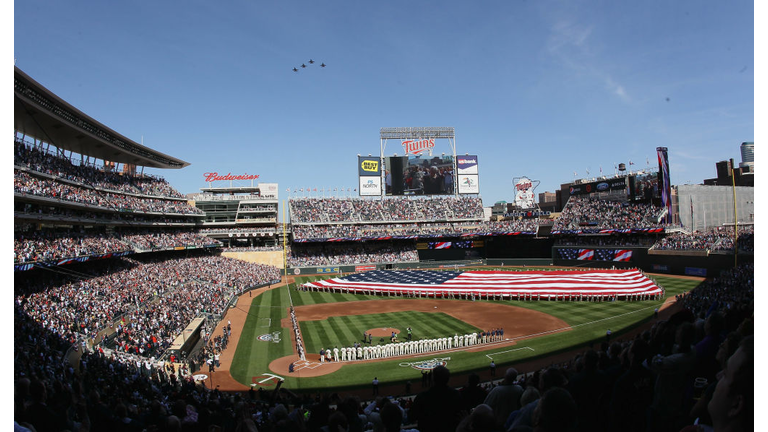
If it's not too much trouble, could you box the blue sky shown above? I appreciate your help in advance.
[12,1,755,207]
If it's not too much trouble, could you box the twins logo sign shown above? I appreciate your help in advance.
[513,176,540,209]
[399,357,451,371]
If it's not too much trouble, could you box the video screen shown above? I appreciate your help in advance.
[630,172,660,203]
[384,155,455,195]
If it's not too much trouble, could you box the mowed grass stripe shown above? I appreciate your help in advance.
[329,292,350,303]
[337,315,365,345]
[328,316,361,347]
[321,318,345,348]
[301,319,327,351]
[299,320,320,350]
[419,312,463,337]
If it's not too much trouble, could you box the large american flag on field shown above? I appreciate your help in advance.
[302,269,662,299]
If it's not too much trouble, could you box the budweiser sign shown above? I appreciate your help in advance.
[402,139,436,156]
[204,172,260,182]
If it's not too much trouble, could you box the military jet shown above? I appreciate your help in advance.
[320,63,326,67]
[308,59,315,64]
[292,67,298,72]
[301,63,307,68]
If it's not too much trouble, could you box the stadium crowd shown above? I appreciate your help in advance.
[289,197,484,224]
[553,197,665,231]
[654,226,754,252]
[15,202,197,225]
[14,259,753,432]
[14,229,221,264]
[15,138,186,198]
[291,219,540,240]
[199,228,278,235]
[15,169,204,215]
[122,230,222,251]
[14,229,131,263]
[222,246,284,252]
[16,253,280,355]
[554,235,658,247]
[287,243,419,267]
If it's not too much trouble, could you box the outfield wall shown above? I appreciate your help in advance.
[287,258,554,276]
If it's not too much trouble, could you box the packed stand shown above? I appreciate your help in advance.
[288,243,418,267]
[14,229,131,263]
[653,226,754,252]
[653,230,721,251]
[14,228,221,264]
[110,279,233,358]
[14,201,196,225]
[555,235,658,247]
[200,227,278,235]
[223,246,283,252]
[15,138,186,198]
[553,196,665,231]
[15,252,281,355]
[292,219,540,240]
[290,196,484,224]
[710,226,754,253]
[15,169,204,215]
[122,230,222,251]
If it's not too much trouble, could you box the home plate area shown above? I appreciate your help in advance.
[291,359,324,371]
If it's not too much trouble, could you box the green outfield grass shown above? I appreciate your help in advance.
[230,269,701,392]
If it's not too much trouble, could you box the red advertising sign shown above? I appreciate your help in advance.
[204,172,260,182]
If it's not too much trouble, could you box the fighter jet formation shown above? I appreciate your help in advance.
[292,59,325,72]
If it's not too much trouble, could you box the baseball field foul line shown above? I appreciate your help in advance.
[485,347,535,360]
[258,373,284,384]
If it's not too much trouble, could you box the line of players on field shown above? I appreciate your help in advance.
[316,328,504,363]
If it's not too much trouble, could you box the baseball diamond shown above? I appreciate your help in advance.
[209,269,702,392]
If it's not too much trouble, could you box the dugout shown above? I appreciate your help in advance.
[167,317,205,360]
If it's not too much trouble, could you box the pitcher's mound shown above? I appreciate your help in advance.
[367,327,399,337]
[269,355,343,377]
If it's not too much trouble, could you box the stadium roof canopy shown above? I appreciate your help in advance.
[14,67,189,170]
